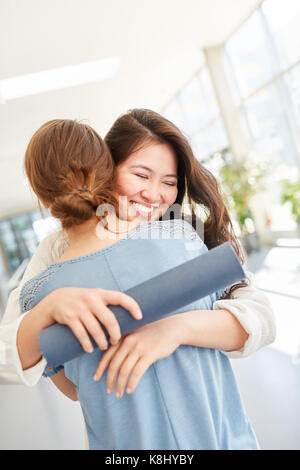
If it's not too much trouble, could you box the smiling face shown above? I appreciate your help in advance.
[114,142,178,221]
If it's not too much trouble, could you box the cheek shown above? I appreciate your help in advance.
[158,187,178,219]
[115,174,139,198]
[116,181,133,197]
[165,187,178,206]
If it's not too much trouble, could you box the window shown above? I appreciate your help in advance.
[224,0,300,234]
[262,0,300,71]
[244,84,298,167]
[162,66,229,163]
[163,100,186,134]
[225,10,278,100]
[0,210,60,274]
[285,64,300,136]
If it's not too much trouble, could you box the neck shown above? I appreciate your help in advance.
[66,217,99,245]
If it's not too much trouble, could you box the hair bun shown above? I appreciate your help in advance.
[51,162,110,228]
[51,192,96,228]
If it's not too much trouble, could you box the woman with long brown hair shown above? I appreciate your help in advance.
[0,112,274,449]
[105,108,245,273]
[92,108,273,395]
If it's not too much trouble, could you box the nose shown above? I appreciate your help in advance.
[140,181,161,204]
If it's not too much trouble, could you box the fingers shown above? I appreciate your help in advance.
[80,313,109,351]
[90,301,122,346]
[93,343,120,381]
[105,346,131,394]
[125,357,149,395]
[114,352,141,398]
[87,289,143,347]
[104,352,149,398]
[100,290,143,321]
[52,287,143,354]
[68,319,95,353]
[93,337,150,399]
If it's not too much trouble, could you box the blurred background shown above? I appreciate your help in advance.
[0,0,299,449]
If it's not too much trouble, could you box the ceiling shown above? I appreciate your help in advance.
[0,0,262,217]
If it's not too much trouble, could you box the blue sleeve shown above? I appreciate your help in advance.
[215,288,226,301]
[42,363,64,378]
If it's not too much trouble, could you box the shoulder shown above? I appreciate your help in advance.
[37,230,70,264]
[19,261,62,314]
[20,230,69,286]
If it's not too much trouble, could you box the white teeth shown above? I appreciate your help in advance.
[131,202,154,213]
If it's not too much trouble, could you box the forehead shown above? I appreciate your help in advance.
[124,143,177,172]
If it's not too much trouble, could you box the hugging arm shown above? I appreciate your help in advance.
[0,231,67,385]
[1,231,142,387]
[50,369,78,401]
[94,276,275,398]
[213,271,276,357]
[1,229,275,388]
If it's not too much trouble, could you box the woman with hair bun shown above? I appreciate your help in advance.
[1,112,274,449]
[18,119,146,362]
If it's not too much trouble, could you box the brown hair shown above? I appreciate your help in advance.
[105,108,248,297]
[24,119,117,229]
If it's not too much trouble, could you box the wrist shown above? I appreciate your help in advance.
[17,302,53,371]
[171,312,192,346]
[30,294,55,329]
[173,310,213,347]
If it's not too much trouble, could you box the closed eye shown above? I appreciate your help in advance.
[135,174,176,186]
[135,174,148,179]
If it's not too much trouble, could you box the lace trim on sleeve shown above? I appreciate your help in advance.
[19,264,62,314]
[42,363,64,378]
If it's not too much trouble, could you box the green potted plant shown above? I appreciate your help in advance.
[205,149,267,253]
[280,172,300,236]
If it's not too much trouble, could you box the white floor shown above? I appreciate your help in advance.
[233,244,300,450]
[231,346,300,450]
[245,246,300,359]
[0,378,86,450]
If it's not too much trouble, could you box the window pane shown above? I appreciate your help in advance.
[244,84,298,167]
[225,10,277,98]
[244,84,299,232]
[199,67,219,122]
[163,100,186,134]
[191,118,228,161]
[263,0,300,70]
[285,64,300,137]
[178,76,208,135]
[0,209,57,274]
[163,67,228,162]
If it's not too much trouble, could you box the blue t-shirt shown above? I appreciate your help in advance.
[20,220,259,450]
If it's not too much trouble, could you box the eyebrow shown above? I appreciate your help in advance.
[129,164,177,178]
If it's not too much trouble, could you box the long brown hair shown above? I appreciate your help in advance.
[105,108,248,296]
[25,119,117,229]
